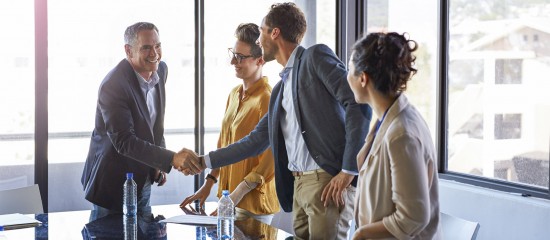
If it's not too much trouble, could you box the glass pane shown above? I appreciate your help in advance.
[366,0,439,138]
[203,0,336,150]
[48,0,195,211]
[449,0,550,188]
[0,1,35,191]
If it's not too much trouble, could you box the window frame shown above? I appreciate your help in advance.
[437,0,550,199]
[26,0,550,214]
[35,0,48,212]
[26,0,361,212]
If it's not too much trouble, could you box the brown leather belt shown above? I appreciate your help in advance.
[292,169,325,177]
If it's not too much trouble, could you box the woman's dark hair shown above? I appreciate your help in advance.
[235,23,262,57]
[351,32,418,95]
[264,2,307,44]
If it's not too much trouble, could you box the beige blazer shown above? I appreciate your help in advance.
[354,94,441,240]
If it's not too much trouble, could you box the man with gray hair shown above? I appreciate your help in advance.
[81,22,189,219]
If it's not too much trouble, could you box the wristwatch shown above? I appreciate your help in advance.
[205,173,217,183]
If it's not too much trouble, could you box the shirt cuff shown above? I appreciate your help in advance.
[204,154,213,169]
[341,169,358,176]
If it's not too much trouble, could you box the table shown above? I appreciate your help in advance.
[0,204,293,239]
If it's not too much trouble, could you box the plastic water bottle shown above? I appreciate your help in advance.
[0,226,6,240]
[217,190,234,239]
[123,173,137,216]
[123,214,137,240]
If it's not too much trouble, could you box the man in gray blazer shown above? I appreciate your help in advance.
[181,3,371,239]
[81,22,189,218]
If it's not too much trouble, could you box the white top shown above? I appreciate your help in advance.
[280,47,321,172]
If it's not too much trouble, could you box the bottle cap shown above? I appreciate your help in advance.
[0,225,4,231]
[222,190,230,196]
[126,173,133,179]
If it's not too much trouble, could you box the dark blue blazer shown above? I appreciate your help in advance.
[209,45,372,212]
[81,59,174,211]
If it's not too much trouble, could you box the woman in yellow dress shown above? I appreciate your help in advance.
[180,23,279,224]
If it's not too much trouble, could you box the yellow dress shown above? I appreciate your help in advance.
[216,77,280,215]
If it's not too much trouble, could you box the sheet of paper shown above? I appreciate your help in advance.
[160,214,217,225]
[0,213,41,230]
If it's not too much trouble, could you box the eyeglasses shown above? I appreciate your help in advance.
[228,48,254,64]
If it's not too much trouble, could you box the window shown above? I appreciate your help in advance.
[0,0,35,191]
[366,0,438,137]
[2,0,362,212]
[203,0,336,152]
[448,0,550,193]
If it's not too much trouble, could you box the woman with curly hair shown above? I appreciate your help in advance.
[347,32,441,240]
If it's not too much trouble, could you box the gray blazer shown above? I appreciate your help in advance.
[209,45,372,212]
[81,59,174,211]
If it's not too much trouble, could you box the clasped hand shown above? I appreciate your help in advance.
[171,148,206,175]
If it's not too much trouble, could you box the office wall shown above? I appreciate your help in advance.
[440,179,550,240]
[47,162,205,212]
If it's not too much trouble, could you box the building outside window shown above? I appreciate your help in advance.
[495,59,522,84]
[494,113,522,140]
[449,0,550,188]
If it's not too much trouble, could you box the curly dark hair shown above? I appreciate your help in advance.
[264,2,307,44]
[351,32,418,95]
[235,23,262,57]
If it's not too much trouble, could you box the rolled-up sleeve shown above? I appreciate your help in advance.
[243,147,274,192]
[382,133,430,240]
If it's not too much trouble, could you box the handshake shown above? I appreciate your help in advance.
[171,148,207,176]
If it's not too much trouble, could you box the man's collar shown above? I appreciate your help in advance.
[134,70,159,89]
[284,46,300,69]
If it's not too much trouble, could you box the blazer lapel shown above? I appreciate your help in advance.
[152,83,163,144]
[358,129,376,169]
[271,81,285,142]
[125,63,154,133]
[291,46,305,127]
[153,65,166,144]
[157,79,165,123]
[361,94,410,169]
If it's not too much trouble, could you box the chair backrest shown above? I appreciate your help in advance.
[440,212,480,240]
[0,184,44,214]
[270,210,294,235]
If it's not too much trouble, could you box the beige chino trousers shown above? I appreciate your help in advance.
[292,171,355,240]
